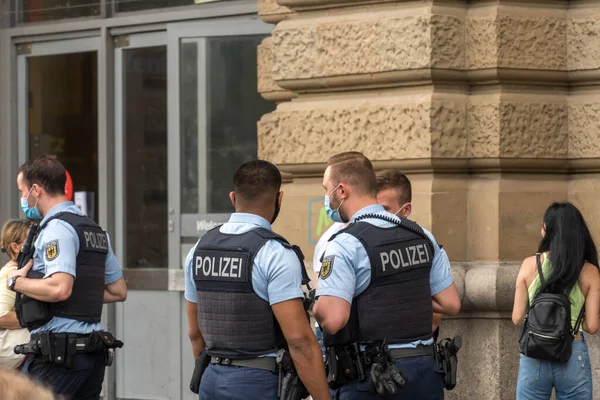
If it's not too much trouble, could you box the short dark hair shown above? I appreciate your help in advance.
[376,169,412,204]
[17,155,66,197]
[326,152,377,197]
[233,160,282,203]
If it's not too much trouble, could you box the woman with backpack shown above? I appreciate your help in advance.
[512,202,600,399]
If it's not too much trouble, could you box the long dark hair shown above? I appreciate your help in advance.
[537,202,599,295]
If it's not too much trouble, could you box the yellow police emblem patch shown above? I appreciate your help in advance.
[45,240,60,261]
[320,255,335,279]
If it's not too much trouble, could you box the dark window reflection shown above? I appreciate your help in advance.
[27,52,99,222]
[21,0,99,23]
[116,0,193,13]
[124,46,168,268]
[180,35,276,214]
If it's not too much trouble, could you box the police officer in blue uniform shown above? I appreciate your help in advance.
[375,169,447,341]
[7,155,127,399]
[184,160,331,400]
[313,152,461,400]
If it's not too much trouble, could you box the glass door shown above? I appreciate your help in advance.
[17,37,100,222]
[113,32,178,400]
[167,16,275,398]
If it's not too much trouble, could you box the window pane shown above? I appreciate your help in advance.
[27,52,99,222]
[116,0,193,13]
[21,0,100,23]
[123,46,168,268]
[180,35,276,215]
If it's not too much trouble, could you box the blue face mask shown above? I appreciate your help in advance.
[20,186,42,220]
[324,184,346,223]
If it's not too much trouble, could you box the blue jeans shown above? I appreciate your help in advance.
[516,335,593,400]
[331,355,444,400]
[199,364,278,399]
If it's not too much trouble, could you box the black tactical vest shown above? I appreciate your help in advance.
[18,212,108,330]
[193,226,308,359]
[323,214,434,346]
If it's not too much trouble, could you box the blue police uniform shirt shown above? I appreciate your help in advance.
[184,213,306,332]
[316,204,454,349]
[31,202,123,335]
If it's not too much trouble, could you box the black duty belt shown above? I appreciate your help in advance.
[388,345,434,360]
[29,332,97,354]
[210,356,277,372]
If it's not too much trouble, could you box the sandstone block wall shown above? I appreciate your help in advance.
[259,1,600,398]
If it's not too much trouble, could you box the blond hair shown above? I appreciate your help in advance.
[0,367,60,400]
[0,220,31,261]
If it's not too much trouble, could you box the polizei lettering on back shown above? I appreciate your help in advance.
[195,256,243,278]
[83,231,108,252]
[379,243,431,273]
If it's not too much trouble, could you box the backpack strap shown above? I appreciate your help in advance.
[535,253,547,288]
[573,303,586,334]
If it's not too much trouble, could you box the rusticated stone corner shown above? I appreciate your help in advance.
[468,103,500,158]
[271,9,465,83]
[258,0,293,24]
[430,100,468,157]
[569,15,600,71]
[468,99,568,158]
[258,92,468,164]
[467,11,567,71]
[257,37,295,102]
[467,15,497,70]
[569,102,600,158]
[497,15,567,70]
[431,14,465,69]
[499,102,568,157]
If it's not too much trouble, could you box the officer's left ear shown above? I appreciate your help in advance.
[229,191,236,208]
[403,203,412,218]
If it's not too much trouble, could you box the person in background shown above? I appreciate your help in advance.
[512,202,600,400]
[0,220,32,369]
[0,367,62,400]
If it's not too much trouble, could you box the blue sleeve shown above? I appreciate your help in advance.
[422,229,454,296]
[184,242,199,303]
[253,240,305,306]
[42,220,79,279]
[104,234,123,285]
[315,234,360,304]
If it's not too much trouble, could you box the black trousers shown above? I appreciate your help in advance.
[25,351,106,400]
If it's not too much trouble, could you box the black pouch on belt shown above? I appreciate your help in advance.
[189,349,211,394]
[39,331,54,362]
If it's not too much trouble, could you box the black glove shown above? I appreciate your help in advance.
[370,362,407,396]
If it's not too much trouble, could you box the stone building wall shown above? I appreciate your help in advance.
[257,1,600,398]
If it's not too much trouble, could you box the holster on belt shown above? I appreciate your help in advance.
[325,345,361,390]
[189,349,210,394]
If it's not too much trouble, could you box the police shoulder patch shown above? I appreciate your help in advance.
[320,255,335,280]
[44,240,60,261]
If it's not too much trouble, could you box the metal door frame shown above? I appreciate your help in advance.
[14,35,117,396]
[165,15,273,293]
[113,31,176,399]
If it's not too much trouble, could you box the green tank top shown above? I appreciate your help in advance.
[528,256,585,329]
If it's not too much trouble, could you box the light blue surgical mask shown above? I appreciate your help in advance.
[324,184,346,223]
[20,186,42,220]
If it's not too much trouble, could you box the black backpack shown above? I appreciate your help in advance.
[518,253,585,363]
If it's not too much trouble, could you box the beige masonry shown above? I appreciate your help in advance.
[259,1,600,398]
